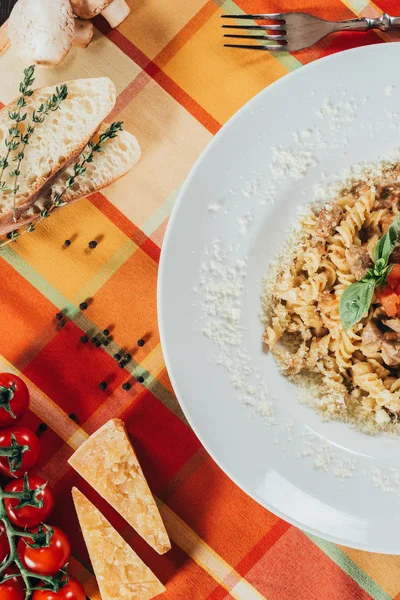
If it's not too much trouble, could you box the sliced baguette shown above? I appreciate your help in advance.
[0,77,116,216]
[72,488,166,600]
[0,125,141,235]
[68,419,171,555]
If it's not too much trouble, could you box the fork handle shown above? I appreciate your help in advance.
[333,13,400,32]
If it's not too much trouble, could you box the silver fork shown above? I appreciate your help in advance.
[221,12,400,52]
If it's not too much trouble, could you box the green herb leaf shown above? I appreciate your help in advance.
[374,214,400,264]
[339,280,376,330]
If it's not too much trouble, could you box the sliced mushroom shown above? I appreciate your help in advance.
[383,332,400,342]
[317,203,343,241]
[374,185,400,209]
[101,0,131,28]
[345,245,372,281]
[382,318,400,333]
[382,340,400,367]
[8,0,75,67]
[361,320,384,355]
[73,18,94,48]
[69,0,110,19]
[70,0,131,27]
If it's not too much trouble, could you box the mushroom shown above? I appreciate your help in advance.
[70,0,131,28]
[8,0,75,68]
[101,0,131,28]
[73,18,94,48]
[361,320,384,355]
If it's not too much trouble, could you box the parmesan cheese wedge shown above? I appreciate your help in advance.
[68,419,171,555]
[72,488,166,600]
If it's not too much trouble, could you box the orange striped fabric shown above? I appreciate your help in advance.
[0,1,399,598]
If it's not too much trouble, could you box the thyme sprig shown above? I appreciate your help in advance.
[10,84,68,222]
[0,122,124,249]
[0,66,35,190]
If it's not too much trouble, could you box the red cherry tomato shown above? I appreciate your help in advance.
[0,523,10,565]
[0,571,24,600]
[32,578,86,600]
[0,374,29,427]
[387,264,400,288]
[0,427,40,478]
[4,475,54,528]
[377,286,400,317]
[18,526,71,576]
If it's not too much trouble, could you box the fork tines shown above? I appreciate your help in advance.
[221,13,287,51]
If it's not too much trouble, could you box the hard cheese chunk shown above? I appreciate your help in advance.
[68,419,171,554]
[72,488,165,600]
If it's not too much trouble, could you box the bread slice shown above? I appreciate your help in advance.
[68,419,171,555]
[72,488,166,600]
[0,77,116,216]
[0,124,141,235]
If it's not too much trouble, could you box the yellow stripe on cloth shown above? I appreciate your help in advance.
[157,498,266,599]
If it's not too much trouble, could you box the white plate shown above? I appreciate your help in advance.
[158,43,400,553]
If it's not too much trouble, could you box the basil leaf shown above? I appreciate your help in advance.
[374,214,400,264]
[339,280,376,330]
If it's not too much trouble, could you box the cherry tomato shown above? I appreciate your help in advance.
[0,427,40,478]
[387,264,400,288]
[32,578,85,600]
[0,374,29,428]
[0,571,24,600]
[5,475,54,528]
[18,526,71,576]
[377,286,400,317]
[0,523,10,565]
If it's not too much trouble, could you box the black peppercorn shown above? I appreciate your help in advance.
[137,376,144,384]
[59,320,65,328]
[122,382,131,391]
[113,353,121,361]
[118,362,126,368]
[103,329,110,336]
[124,353,132,362]
[92,336,98,343]
[99,381,107,390]
[137,339,145,347]
[103,340,109,347]
[37,423,48,432]
[79,302,88,311]
[88,240,98,249]
[56,312,63,321]
[95,341,101,348]
[81,335,89,343]
[69,413,77,421]
[64,240,71,247]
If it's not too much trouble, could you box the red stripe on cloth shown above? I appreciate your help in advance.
[121,389,203,494]
[108,71,151,121]
[206,520,291,599]
[245,528,373,600]
[24,320,128,423]
[235,519,292,576]
[94,18,221,135]
[88,192,161,263]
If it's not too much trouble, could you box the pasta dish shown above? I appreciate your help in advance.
[263,168,400,431]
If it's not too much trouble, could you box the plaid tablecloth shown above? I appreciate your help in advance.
[0,1,400,599]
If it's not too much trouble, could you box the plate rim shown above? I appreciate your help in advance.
[158,42,400,554]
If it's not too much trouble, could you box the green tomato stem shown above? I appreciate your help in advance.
[0,485,65,598]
